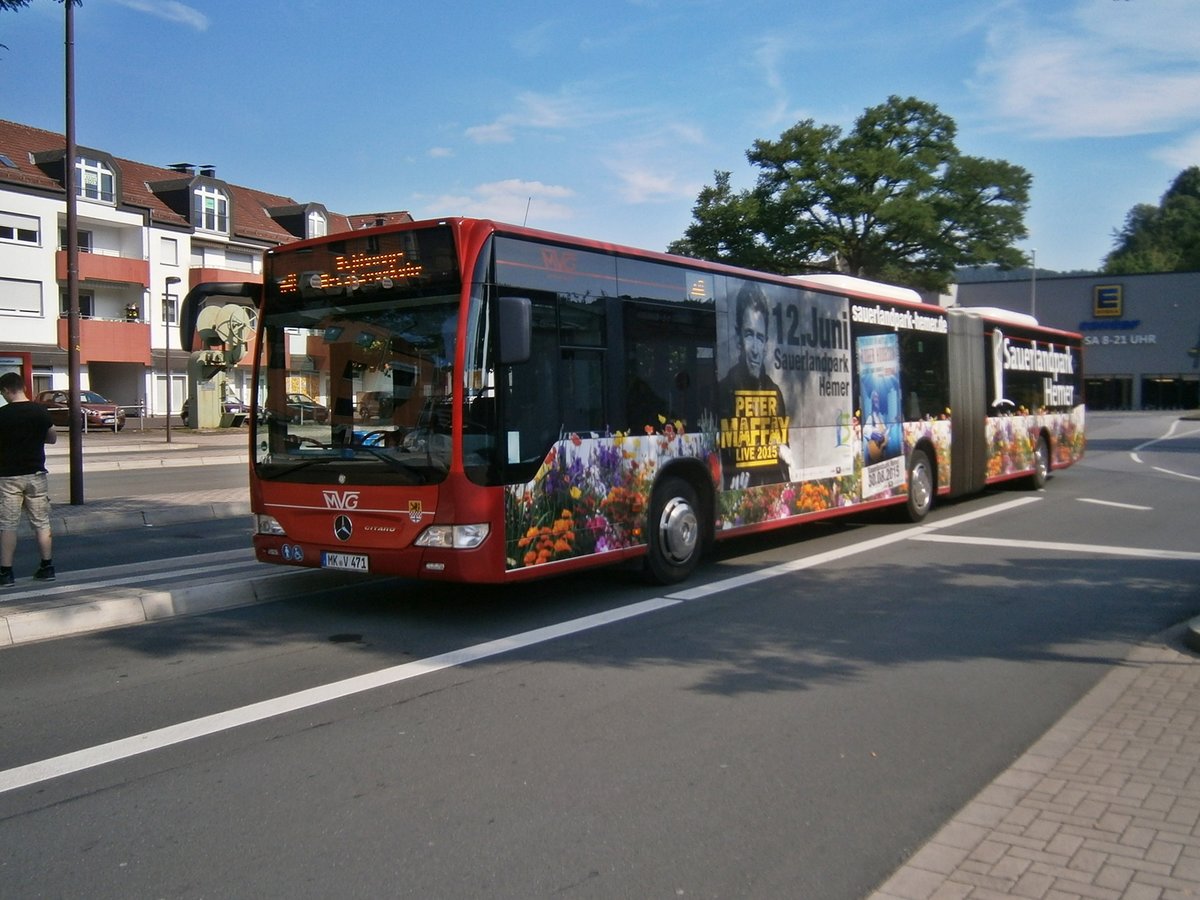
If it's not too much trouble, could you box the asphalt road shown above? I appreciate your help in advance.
[0,412,1197,898]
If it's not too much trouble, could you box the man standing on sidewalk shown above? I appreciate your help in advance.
[0,372,57,587]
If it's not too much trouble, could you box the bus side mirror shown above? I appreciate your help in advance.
[497,296,531,365]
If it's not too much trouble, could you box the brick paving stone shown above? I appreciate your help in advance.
[1095,864,1135,892]
[1147,841,1184,867]
[868,625,1200,900]
[1122,883,1164,900]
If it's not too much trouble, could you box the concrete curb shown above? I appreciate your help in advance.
[46,452,248,474]
[0,567,389,649]
[51,501,252,535]
[1185,615,1200,654]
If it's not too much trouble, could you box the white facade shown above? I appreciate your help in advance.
[1,118,346,420]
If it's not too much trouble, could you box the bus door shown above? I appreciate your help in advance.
[947,309,988,496]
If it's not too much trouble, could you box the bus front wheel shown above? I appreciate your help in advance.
[906,448,934,522]
[646,477,702,584]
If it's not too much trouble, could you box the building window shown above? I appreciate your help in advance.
[225,250,253,272]
[193,185,229,234]
[77,157,115,203]
[0,211,40,246]
[0,278,42,316]
[308,210,327,238]
[161,236,179,266]
[59,228,93,253]
[162,293,177,325]
[59,290,95,318]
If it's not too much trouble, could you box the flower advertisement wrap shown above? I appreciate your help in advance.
[986,327,1085,476]
[501,289,1083,573]
[504,424,719,571]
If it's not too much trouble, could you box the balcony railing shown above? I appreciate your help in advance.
[56,316,152,365]
[55,249,149,287]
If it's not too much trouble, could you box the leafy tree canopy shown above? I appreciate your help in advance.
[668,96,1031,292]
[1,0,80,9]
[1103,167,1200,274]
[2,0,80,51]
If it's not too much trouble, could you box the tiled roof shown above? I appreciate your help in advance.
[348,211,416,230]
[0,118,361,244]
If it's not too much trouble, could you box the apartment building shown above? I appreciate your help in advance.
[0,118,406,419]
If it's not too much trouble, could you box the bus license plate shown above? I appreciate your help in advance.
[321,551,369,572]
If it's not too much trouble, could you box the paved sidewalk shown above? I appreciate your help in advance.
[43,421,250,533]
[871,621,1200,900]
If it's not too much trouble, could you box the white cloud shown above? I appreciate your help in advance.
[427,147,454,159]
[112,0,209,31]
[464,122,515,145]
[510,19,560,58]
[603,123,708,204]
[1152,131,1200,170]
[465,88,627,145]
[420,179,575,226]
[977,0,1200,138]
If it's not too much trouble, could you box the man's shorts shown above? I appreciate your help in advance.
[0,472,52,532]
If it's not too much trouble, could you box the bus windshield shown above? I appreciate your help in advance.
[254,227,461,485]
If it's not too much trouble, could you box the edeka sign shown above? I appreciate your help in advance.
[1081,285,1155,346]
[993,329,1077,408]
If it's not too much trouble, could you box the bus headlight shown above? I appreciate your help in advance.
[415,523,490,549]
[256,514,286,536]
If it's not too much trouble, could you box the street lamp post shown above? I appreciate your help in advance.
[1030,248,1037,319]
[164,276,181,443]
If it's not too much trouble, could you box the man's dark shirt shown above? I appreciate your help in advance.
[0,401,53,476]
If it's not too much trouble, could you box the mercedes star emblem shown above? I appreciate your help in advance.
[333,515,353,542]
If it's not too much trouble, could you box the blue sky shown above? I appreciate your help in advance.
[3,0,1199,274]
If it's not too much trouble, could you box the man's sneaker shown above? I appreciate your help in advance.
[33,565,55,582]
[0,570,14,587]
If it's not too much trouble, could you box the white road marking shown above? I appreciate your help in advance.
[1130,420,1200,475]
[1077,498,1153,511]
[0,560,265,602]
[1152,466,1200,482]
[0,598,679,794]
[0,493,1191,796]
[912,533,1200,561]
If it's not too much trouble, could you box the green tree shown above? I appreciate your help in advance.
[669,96,1031,292]
[1104,167,1200,274]
[1,0,79,10]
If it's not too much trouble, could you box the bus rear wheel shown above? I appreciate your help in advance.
[906,448,934,522]
[646,476,702,584]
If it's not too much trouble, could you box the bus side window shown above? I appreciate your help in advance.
[623,303,716,433]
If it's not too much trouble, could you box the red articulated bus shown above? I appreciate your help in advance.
[186,217,1084,585]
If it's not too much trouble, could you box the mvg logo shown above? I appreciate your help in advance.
[322,491,360,510]
[540,247,578,273]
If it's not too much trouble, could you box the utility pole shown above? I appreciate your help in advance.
[164,276,181,443]
[1030,248,1037,320]
[65,0,84,504]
